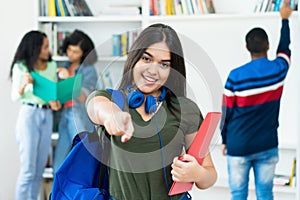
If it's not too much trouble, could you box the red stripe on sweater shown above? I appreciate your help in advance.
[236,86,283,107]
[223,86,283,108]
[223,95,235,108]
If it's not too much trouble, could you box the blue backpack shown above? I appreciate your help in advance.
[51,89,124,200]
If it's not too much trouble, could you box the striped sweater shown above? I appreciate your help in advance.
[221,19,291,156]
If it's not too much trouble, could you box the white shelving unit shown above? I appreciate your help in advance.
[36,1,300,199]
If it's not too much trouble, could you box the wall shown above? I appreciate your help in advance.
[0,0,35,199]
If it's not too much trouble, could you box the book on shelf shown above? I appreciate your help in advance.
[73,0,93,16]
[55,0,70,16]
[31,72,82,104]
[52,24,58,57]
[254,0,274,13]
[173,0,183,15]
[43,0,98,16]
[166,0,176,15]
[181,0,189,15]
[289,157,296,187]
[274,157,297,187]
[205,0,215,13]
[159,0,166,15]
[185,0,193,14]
[40,0,47,16]
[48,0,57,16]
[112,34,122,57]
[63,0,75,16]
[198,0,207,14]
[57,31,71,56]
[150,0,215,16]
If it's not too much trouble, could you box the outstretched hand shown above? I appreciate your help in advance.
[103,111,134,142]
[280,0,293,19]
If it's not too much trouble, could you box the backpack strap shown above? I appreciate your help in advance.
[106,88,125,110]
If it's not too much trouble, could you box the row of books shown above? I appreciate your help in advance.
[40,0,94,16]
[40,0,297,17]
[112,30,141,57]
[150,0,215,16]
[254,0,298,13]
[150,0,298,16]
[40,0,142,16]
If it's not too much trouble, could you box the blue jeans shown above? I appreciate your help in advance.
[227,147,278,200]
[15,104,53,200]
[53,105,94,173]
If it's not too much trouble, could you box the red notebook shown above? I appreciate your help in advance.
[168,112,222,196]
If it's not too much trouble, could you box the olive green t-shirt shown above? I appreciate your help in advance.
[87,90,203,200]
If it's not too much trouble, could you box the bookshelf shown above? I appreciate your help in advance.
[36,0,300,199]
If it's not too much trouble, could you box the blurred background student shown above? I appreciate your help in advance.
[10,30,62,200]
[53,29,99,173]
[221,2,292,200]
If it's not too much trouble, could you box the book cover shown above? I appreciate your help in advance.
[31,72,82,104]
[121,33,128,56]
[273,0,282,11]
[112,34,121,57]
[289,157,296,187]
[168,112,222,196]
[55,0,62,16]
[48,0,57,16]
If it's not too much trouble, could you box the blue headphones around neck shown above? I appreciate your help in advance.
[127,86,167,114]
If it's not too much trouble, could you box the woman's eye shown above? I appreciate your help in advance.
[160,63,170,68]
[142,56,151,63]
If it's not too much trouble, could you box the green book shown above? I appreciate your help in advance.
[31,71,82,104]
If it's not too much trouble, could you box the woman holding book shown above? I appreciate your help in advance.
[53,29,99,173]
[9,30,62,200]
[86,23,217,200]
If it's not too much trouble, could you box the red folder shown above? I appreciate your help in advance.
[168,112,222,196]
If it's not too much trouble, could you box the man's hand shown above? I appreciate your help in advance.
[280,0,293,19]
[221,144,227,156]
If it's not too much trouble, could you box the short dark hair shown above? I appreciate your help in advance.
[62,29,98,65]
[246,27,269,54]
[119,23,186,98]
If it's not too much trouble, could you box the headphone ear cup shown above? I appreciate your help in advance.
[145,95,157,114]
[159,86,166,101]
[127,90,144,109]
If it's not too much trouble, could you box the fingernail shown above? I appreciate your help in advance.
[122,136,129,143]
